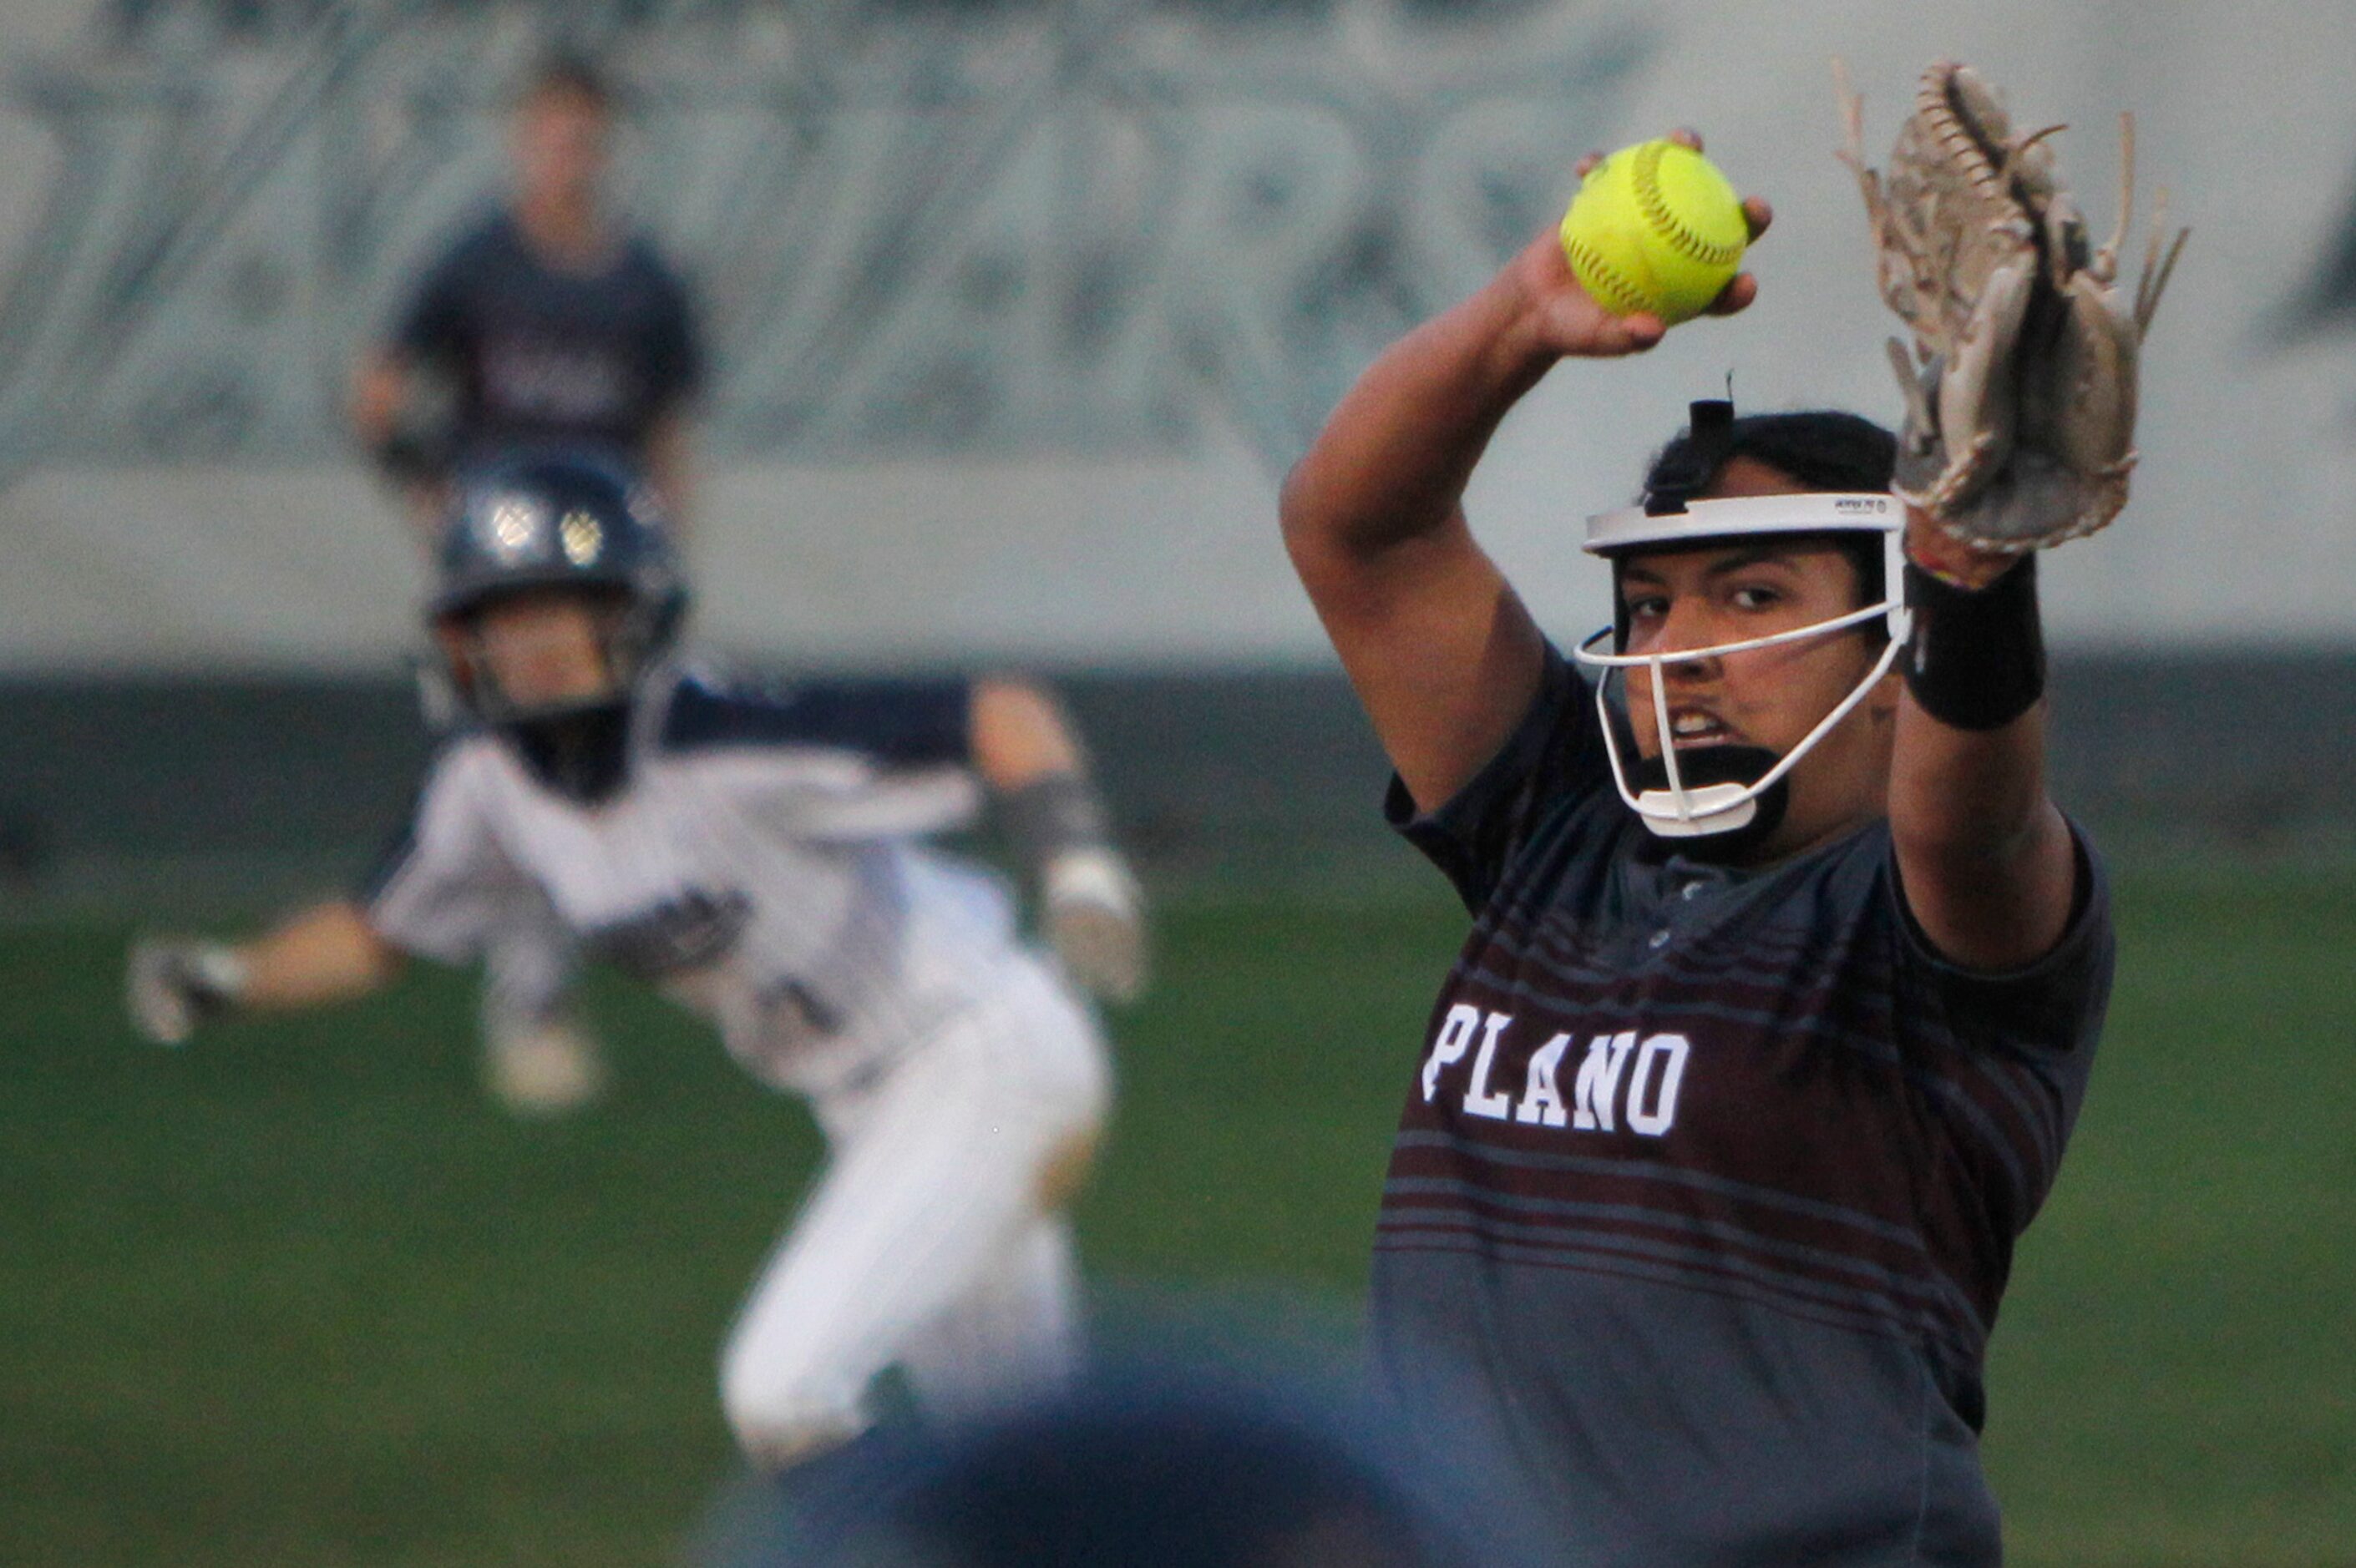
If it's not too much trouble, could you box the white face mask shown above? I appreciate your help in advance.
[1571,493,1913,839]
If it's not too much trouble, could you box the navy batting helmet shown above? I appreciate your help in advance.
[434,449,683,628]
[432,450,686,800]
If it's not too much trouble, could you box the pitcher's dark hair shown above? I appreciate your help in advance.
[1640,408,1898,620]
[1642,409,1897,500]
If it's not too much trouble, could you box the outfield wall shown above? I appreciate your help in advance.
[4,651,2351,917]
[0,0,2352,673]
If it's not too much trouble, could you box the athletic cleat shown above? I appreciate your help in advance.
[483,1016,607,1116]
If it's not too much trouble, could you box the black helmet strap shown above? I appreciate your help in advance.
[1643,398,1738,516]
[507,702,635,805]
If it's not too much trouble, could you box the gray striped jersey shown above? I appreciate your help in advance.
[1372,645,2115,1567]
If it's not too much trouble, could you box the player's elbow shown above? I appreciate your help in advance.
[1888,769,2053,870]
[1277,458,1337,569]
[970,677,1085,789]
[357,934,408,992]
[319,900,409,993]
[1278,452,1442,604]
[1278,471,1374,616]
[1892,801,2077,965]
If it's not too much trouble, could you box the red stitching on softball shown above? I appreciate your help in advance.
[1632,142,1745,268]
[1564,235,1649,316]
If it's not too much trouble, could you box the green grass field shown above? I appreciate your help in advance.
[3,869,2351,1567]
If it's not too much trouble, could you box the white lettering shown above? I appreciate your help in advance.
[1514,1032,1573,1127]
[1421,1004,1482,1102]
[1624,1033,1690,1136]
[1572,1031,1639,1132]
[1461,1010,1516,1120]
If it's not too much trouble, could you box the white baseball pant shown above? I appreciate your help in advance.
[717,952,1111,1468]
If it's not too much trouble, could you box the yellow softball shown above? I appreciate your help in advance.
[1559,139,1750,326]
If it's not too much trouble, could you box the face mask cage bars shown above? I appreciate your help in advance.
[1571,493,1913,837]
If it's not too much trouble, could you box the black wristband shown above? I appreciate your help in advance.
[1902,554,2046,731]
[1001,774,1112,873]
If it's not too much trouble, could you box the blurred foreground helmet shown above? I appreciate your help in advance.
[757,1360,1553,1568]
[431,450,686,802]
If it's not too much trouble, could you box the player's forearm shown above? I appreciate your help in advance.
[1887,520,2078,968]
[234,901,407,1011]
[972,679,1148,1001]
[1279,257,1558,570]
[351,352,448,515]
[1889,744,2075,972]
[970,679,1088,792]
[1890,695,2055,852]
[1277,246,1562,814]
[1889,514,2053,852]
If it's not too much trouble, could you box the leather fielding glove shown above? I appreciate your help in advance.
[1837,58,2187,551]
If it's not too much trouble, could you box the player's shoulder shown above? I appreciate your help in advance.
[1733,815,1898,923]
[654,662,830,752]
[616,228,694,291]
[414,205,517,273]
[357,728,511,898]
[399,724,513,812]
[655,660,973,768]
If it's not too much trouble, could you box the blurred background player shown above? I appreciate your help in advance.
[349,53,707,1114]
[124,451,1146,1474]
[352,52,702,533]
[1280,134,2115,1565]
